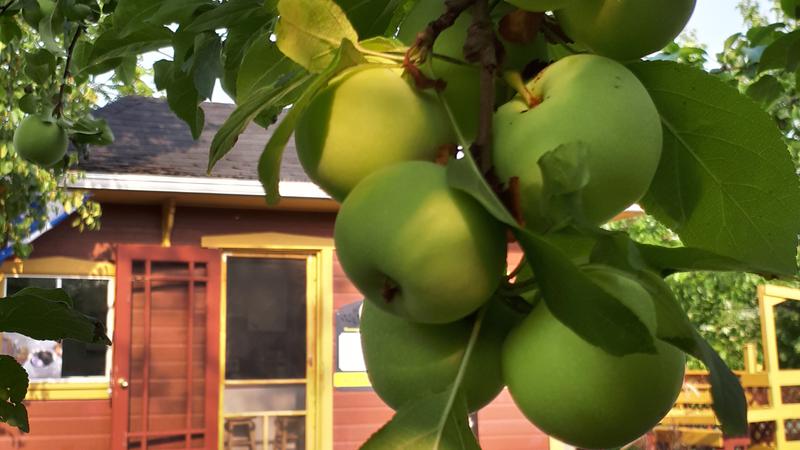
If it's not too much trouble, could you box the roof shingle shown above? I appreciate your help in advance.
[80,96,309,183]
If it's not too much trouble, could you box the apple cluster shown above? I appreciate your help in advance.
[294,0,698,447]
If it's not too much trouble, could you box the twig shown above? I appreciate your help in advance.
[0,0,16,16]
[53,26,83,119]
[402,0,477,89]
[464,0,502,174]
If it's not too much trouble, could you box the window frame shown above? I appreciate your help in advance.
[0,257,115,400]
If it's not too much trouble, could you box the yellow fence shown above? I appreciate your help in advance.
[654,285,800,449]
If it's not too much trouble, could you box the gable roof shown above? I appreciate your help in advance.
[80,96,309,183]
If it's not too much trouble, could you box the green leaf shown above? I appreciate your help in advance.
[168,70,205,139]
[447,152,655,356]
[335,0,405,39]
[638,272,748,437]
[759,29,800,73]
[537,142,592,229]
[515,230,657,356]
[362,392,479,450]
[746,75,784,109]
[23,48,56,84]
[0,356,29,433]
[236,34,304,105]
[630,61,800,275]
[217,5,274,98]
[0,287,111,345]
[185,0,270,33]
[145,0,210,27]
[82,25,173,75]
[275,0,359,72]
[781,0,800,19]
[69,114,114,146]
[257,39,365,204]
[37,4,64,56]
[190,32,222,100]
[0,16,22,43]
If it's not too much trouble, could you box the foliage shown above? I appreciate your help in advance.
[1,0,800,445]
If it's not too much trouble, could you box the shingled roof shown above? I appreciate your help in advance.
[80,96,310,183]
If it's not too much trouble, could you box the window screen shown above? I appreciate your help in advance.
[225,257,307,380]
[2,277,111,380]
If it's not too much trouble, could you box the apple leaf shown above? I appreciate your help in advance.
[758,29,800,73]
[0,288,111,345]
[746,75,784,109]
[275,0,359,72]
[589,229,792,277]
[447,152,656,356]
[257,39,365,203]
[637,272,748,437]
[362,392,478,450]
[537,142,592,230]
[335,0,406,39]
[154,60,206,139]
[629,61,800,275]
[0,356,29,433]
[781,0,800,19]
[515,230,657,356]
[80,25,173,76]
[186,0,272,33]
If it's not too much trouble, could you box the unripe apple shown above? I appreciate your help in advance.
[493,54,662,229]
[13,115,68,167]
[295,66,454,202]
[556,0,697,61]
[334,161,507,324]
[361,297,520,412]
[502,266,686,448]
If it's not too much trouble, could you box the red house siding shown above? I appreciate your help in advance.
[0,203,549,449]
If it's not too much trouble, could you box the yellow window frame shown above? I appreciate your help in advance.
[0,257,116,401]
[203,232,334,450]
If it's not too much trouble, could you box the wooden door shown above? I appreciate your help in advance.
[112,245,221,450]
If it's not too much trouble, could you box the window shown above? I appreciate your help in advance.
[223,255,310,450]
[1,276,113,381]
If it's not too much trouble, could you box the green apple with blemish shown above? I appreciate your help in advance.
[493,54,662,230]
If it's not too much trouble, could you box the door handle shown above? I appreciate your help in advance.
[117,378,129,389]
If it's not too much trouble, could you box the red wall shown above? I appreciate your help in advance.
[1,203,549,449]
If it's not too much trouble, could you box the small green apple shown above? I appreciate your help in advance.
[502,266,686,449]
[295,65,454,202]
[13,115,68,167]
[493,54,662,229]
[556,0,697,61]
[361,297,520,412]
[334,161,507,324]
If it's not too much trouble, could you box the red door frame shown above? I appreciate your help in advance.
[111,244,221,450]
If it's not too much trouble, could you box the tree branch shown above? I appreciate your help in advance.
[53,26,83,119]
[0,0,17,16]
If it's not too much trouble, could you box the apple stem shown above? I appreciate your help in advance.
[52,25,83,119]
[405,0,477,65]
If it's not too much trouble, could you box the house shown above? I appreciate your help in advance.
[0,96,553,450]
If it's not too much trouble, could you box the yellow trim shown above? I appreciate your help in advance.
[202,232,334,250]
[25,381,109,400]
[161,198,176,247]
[225,379,306,386]
[210,234,334,450]
[333,372,370,388]
[0,257,115,278]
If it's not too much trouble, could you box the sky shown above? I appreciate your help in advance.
[138,0,774,104]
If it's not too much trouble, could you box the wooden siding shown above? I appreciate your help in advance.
[0,400,111,449]
[9,203,549,449]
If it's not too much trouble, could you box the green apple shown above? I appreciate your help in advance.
[556,0,697,61]
[361,297,520,412]
[334,161,507,324]
[502,266,686,449]
[13,115,68,167]
[504,0,575,12]
[493,54,662,229]
[295,65,454,202]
